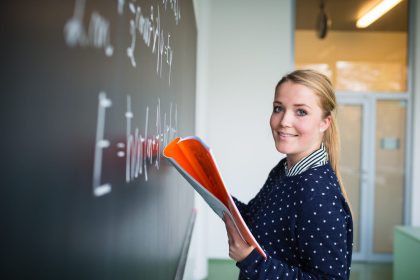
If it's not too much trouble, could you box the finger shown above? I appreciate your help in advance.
[224,212,236,227]
[225,224,232,240]
[223,213,243,243]
[223,212,232,224]
[224,213,236,235]
[223,213,232,237]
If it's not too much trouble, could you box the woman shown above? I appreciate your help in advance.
[224,69,353,279]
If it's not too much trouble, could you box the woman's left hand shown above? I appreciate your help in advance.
[223,213,254,262]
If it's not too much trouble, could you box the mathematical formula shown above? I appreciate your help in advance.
[65,0,183,197]
[64,0,114,57]
[64,0,178,85]
[92,92,178,197]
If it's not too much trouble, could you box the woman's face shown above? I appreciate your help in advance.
[270,81,331,166]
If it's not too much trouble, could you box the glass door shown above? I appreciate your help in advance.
[373,99,407,256]
[336,98,369,260]
[337,96,407,261]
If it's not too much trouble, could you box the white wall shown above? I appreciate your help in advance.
[411,0,420,226]
[195,0,294,260]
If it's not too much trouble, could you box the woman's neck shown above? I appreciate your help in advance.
[286,143,323,169]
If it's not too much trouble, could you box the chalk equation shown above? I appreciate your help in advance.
[118,0,181,24]
[92,92,178,197]
[64,0,178,85]
[162,0,181,25]
[64,0,114,57]
[126,3,174,85]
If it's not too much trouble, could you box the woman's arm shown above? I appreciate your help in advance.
[231,196,250,218]
[224,213,255,261]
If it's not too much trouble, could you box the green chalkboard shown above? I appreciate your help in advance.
[0,0,196,279]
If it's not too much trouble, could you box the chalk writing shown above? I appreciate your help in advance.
[118,0,125,15]
[92,92,112,197]
[162,0,181,25]
[64,0,114,57]
[64,0,178,85]
[92,92,178,196]
[125,95,177,183]
[127,2,174,84]
[89,12,114,56]
[64,0,87,47]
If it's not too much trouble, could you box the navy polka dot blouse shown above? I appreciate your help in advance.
[233,158,353,280]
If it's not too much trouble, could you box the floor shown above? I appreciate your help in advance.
[204,259,393,280]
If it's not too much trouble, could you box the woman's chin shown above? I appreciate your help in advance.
[274,144,289,155]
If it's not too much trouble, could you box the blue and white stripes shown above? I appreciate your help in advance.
[284,143,328,177]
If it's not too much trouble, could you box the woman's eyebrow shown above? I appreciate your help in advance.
[294,103,312,109]
[273,101,312,109]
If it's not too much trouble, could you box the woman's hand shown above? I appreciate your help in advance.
[223,213,254,262]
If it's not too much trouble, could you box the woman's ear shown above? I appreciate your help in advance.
[320,115,332,132]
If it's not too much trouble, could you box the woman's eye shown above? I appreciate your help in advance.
[273,106,283,113]
[297,109,307,116]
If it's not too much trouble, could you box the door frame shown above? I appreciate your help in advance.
[336,96,370,261]
[338,93,411,262]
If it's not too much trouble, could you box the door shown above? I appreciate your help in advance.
[337,96,407,261]
[336,98,369,260]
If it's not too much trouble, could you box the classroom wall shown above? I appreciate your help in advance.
[412,0,420,227]
[194,0,293,260]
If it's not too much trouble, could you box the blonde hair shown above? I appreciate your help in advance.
[275,69,350,205]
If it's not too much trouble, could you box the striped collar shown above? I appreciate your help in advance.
[284,143,328,177]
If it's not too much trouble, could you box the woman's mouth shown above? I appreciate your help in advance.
[278,131,297,139]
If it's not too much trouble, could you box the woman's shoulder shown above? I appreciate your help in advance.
[296,162,338,184]
[267,158,287,178]
[289,163,343,200]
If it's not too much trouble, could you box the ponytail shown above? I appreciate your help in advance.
[323,113,351,206]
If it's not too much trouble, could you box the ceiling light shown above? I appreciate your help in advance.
[356,0,403,28]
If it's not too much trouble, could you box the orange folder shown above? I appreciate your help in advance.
[163,136,266,259]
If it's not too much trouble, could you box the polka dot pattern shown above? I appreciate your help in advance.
[234,159,353,280]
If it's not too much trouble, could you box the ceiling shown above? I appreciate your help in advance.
[296,0,408,32]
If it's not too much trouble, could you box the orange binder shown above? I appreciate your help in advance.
[163,136,266,259]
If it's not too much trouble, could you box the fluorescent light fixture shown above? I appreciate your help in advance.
[356,0,403,28]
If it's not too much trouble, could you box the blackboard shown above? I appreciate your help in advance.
[0,0,197,279]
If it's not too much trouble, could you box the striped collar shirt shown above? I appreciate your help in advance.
[284,143,329,177]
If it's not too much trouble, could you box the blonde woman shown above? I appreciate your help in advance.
[224,69,353,279]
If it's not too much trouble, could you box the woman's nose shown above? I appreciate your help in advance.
[280,110,293,127]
